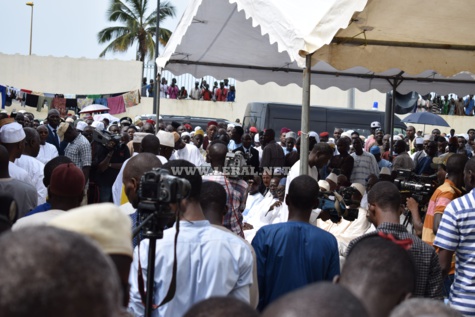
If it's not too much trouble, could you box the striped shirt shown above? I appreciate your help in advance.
[423,179,462,247]
[350,151,380,185]
[434,189,475,316]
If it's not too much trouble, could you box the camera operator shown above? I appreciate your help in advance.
[406,154,466,295]
[317,183,371,257]
[94,132,130,202]
[128,160,253,317]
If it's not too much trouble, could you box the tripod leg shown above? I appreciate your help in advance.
[145,238,157,317]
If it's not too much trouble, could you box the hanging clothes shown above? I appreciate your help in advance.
[51,97,67,117]
[107,95,125,115]
[94,98,108,107]
[77,98,93,110]
[123,90,140,107]
[25,94,39,108]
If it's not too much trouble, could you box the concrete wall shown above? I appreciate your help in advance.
[0,53,142,94]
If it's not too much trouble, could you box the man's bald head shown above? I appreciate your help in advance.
[141,135,160,155]
[262,282,368,317]
[23,127,41,157]
[123,153,162,208]
[207,142,228,166]
[183,297,259,317]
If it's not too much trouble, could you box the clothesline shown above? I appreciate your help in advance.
[0,84,141,115]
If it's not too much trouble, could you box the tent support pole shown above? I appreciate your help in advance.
[153,0,161,134]
[299,54,312,175]
[386,76,403,156]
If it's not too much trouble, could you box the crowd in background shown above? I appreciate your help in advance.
[141,77,236,102]
[2,108,475,317]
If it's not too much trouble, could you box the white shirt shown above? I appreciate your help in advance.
[8,162,32,185]
[15,155,47,205]
[36,143,59,165]
[13,209,65,230]
[170,143,205,167]
[285,160,319,197]
[112,153,168,206]
[128,220,253,317]
[243,192,264,218]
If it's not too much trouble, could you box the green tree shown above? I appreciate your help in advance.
[97,0,176,62]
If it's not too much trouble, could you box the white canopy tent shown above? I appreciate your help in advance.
[157,0,475,172]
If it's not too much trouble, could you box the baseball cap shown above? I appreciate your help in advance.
[370,121,381,129]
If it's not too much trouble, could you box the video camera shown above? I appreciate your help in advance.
[137,168,191,238]
[317,186,360,223]
[224,151,248,178]
[393,169,436,205]
[92,129,121,149]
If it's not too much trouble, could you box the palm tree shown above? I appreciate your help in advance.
[97,0,176,62]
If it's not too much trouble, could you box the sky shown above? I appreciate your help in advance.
[0,0,190,62]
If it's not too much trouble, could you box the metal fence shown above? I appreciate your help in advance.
[143,62,236,91]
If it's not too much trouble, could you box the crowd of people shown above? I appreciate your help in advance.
[2,109,475,316]
[419,94,475,116]
[142,77,236,102]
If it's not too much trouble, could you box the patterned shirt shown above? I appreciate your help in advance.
[202,173,248,238]
[350,151,380,185]
[434,189,475,316]
[64,133,92,169]
[347,222,443,299]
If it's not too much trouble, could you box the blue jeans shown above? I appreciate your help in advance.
[443,274,455,298]
[99,186,113,203]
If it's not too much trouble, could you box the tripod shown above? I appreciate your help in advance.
[132,202,177,317]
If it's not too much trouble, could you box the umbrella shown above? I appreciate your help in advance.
[79,104,109,114]
[93,113,119,124]
[401,112,450,133]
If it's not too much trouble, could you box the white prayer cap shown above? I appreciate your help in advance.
[326,172,338,184]
[76,121,88,131]
[181,132,191,137]
[309,131,320,143]
[49,203,133,257]
[227,123,235,129]
[380,167,391,176]
[393,135,402,141]
[351,183,366,197]
[195,126,202,132]
[91,121,104,131]
[318,180,330,191]
[341,132,351,139]
[423,134,431,141]
[133,132,152,144]
[0,122,25,143]
[415,137,424,145]
[156,130,175,148]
